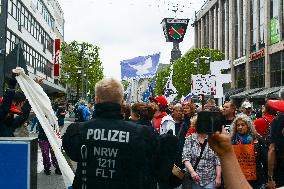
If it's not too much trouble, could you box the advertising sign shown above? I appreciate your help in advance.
[161,18,189,42]
[54,39,60,78]
[271,16,280,44]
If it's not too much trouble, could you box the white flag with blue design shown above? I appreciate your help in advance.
[120,53,160,80]
[164,65,178,102]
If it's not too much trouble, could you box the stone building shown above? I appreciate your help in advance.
[194,0,284,103]
[0,0,65,96]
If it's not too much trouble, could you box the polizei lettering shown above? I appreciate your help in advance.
[86,129,130,143]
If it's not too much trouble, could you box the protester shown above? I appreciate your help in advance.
[0,74,31,137]
[208,130,253,189]
[63,78,166,189]
[74,99,90,122]
[231,114,268,189]
[56,103,66,131]
[121,102,131,121]
[150,96,175,135]
[172,103,183,136]
[222,101,236,132]
[254,103,277,144]
[240,101,253,117]
[38,122,61,175]
[267,99,284,189]
[183,102,197,137]
[182,130,221,189]
[30,117,39,133]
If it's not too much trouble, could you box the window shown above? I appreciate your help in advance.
[235,0,240,58]
[271,51,284,87]
[243,0,246,55]
[250,0,257,52]
[235,64,246,88]
[250,58,265,88]
[259,0,265,48]
[6,30,54,77]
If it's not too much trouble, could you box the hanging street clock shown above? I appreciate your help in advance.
[161,18,189,43]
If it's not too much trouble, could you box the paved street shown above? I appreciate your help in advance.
[30,118,74,189]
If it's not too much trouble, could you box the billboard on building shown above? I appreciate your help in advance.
[271,16,280,44]
[161,18,189,42]
[54,39,60,78]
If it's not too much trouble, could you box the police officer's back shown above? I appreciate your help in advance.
[63,78,159,189]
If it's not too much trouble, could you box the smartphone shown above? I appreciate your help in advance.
[196,111,225,134]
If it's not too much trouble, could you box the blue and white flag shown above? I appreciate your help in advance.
[120,53,160,80]
[164,65,178,102]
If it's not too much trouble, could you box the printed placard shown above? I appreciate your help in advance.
[233,143,257,180]
[191,74,217,95]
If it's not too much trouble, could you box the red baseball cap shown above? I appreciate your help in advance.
[0,98,23,115]
[267,100,284,112]
[149,96,168,107]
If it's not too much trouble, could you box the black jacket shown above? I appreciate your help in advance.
[63,103,161,189]
[0,89,31,137]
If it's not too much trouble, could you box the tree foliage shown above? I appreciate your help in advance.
[155,48,224,98]
[60,41,104,100]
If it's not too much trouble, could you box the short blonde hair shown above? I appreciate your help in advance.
[95,78,124,104]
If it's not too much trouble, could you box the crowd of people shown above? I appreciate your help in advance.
[1,75,284,189]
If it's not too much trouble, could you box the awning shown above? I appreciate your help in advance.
[250,86,282,98]
[267,86,284,99]
[230,88,263,99]
[224,88,245,99]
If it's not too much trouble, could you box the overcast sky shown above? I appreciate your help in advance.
[59,0,205,80]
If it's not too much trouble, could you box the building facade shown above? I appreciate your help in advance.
[194,0,284,99]
[0,0,65,96]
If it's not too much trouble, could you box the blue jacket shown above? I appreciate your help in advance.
[78,104,91,121]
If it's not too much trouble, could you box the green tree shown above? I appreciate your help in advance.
[155,48,224,98]
[60,41,104,100]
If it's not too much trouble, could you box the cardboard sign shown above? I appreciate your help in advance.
[191,74,216,95]
[233,143,257,180]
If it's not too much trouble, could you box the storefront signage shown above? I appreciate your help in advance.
[54,39,60,78]
[161,18,189,42]
[233,56,246,66]
[271,16,280,44]
[250,49,265,62]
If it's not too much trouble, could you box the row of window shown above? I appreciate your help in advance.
[31,0,55,29]
[6,30,53,78]
[8,0,54,54]
[234,51,284,89]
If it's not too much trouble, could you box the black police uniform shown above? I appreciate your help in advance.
[63,102,160,189]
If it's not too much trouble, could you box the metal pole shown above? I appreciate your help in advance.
[80,44,85,99]
[0,0,9,96]
[86,64,89,102]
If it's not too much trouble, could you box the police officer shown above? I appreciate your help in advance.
[63,78,161,189]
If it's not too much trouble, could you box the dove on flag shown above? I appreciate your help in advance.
[120,53,160,80]
[164,65,178,102]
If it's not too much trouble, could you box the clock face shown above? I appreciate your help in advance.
[168,24,185,40]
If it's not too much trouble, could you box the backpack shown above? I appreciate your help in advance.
[75,107,84,122]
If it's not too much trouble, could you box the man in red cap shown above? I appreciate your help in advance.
[149,96,175,135]
[266,99,284,189]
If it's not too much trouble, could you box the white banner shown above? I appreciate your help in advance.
[164,65,178,102]
[14,67,74,189]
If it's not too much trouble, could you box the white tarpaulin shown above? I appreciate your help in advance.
[14,67,74,189]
